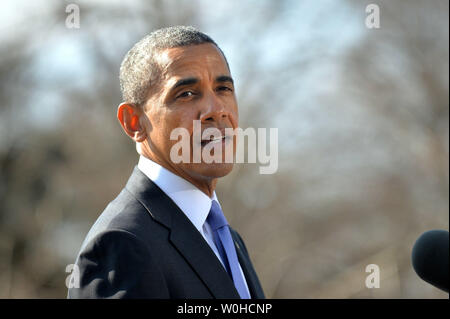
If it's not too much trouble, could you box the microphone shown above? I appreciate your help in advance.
[412,229,449,292]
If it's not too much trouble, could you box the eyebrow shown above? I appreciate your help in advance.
[216,75,234,85]
[172,77,199,90]
[171,75,234,91]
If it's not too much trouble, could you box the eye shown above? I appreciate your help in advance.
[217,86,233,92]
[177,90,195,99]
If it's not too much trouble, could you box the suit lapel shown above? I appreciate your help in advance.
[232,230,266,299]
[169,208,240,299]
[126,166,240,299]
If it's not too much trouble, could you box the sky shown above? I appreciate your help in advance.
[0,0,366,141]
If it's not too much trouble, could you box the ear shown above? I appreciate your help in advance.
[117,103,147,143]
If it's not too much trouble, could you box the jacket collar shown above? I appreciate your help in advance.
[137,155,218,237]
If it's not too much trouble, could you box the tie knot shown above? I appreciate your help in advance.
[207,200,228,231]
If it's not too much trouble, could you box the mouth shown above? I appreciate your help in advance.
[201,135,228,147]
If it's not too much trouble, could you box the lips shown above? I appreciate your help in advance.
[198,126,232,147]
[201,135,227,147]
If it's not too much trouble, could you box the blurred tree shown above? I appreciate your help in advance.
[0,0,447,298]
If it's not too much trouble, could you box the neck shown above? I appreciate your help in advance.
[140,148,217,198]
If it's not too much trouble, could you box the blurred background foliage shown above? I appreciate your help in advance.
[0,0,448,298]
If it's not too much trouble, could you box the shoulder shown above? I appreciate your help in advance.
[78,187,164,254]
[69,227,169,298]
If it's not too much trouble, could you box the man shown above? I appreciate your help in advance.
[68,26,265,299]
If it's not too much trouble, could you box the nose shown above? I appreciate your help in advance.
[200,93,229,124]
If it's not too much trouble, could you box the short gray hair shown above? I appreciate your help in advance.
[119,26,228,106]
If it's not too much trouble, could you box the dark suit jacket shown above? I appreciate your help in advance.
[68,166,265,299]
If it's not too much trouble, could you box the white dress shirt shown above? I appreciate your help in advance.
[137,155,250,297]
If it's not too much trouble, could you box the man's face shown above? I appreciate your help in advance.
[142,43,239,182]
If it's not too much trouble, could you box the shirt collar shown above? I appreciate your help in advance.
[137,155,218,233]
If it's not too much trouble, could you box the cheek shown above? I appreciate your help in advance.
[173,109,199,133]
[229,105,239,128]
[160,111,196,143]
[146,110,172,146]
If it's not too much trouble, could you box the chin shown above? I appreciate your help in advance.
[188,162,234,179]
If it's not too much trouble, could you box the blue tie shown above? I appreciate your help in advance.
[207,200,250,299]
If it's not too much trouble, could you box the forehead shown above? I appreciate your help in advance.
[155,43,230,83]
